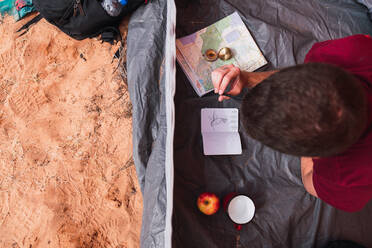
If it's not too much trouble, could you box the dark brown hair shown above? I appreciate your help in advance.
[241,63,368,157]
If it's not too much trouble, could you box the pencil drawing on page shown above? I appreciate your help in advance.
[209,110,228,129]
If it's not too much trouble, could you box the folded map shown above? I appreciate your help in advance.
[176,12,267,96]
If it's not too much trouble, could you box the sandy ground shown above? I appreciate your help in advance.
[0,13,142,248]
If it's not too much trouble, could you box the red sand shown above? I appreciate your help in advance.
[0,14,142,247]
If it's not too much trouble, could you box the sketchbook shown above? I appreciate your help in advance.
[176,12,267,96]
[201,108,242,155]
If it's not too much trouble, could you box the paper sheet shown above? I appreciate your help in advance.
[201,108,242,155]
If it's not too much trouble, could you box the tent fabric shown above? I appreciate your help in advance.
[127,0,372,247]
[127,0,176,247]
[357,0,372,19]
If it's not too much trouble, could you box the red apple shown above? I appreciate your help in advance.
[197,192,220,215]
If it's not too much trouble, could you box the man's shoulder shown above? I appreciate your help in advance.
[305,34,372,68]
[306,34,372,60]
[313,144,372,212]
[313,134,372,187]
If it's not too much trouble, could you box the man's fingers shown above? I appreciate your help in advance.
[218,95,230,102]
[211,64,234,93]
[211,64,241,102]
[211,69,227,93]
[218,68,238,95]
[225,76,239,95]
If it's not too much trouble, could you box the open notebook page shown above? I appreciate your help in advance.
[201,108,242,155]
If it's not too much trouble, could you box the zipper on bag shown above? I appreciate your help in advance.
[73,0,85,17]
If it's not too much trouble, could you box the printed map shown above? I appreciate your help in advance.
[176,12,267,96]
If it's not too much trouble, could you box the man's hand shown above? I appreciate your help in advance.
[211,64,245,102]
[211,65,279,102]
[301,157,318,197]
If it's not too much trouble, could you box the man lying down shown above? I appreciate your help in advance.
[211,34,372,212]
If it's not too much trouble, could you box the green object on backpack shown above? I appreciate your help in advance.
[0,0,35,21]
[0,0,14,14]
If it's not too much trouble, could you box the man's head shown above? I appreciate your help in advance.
[241,63,368,157]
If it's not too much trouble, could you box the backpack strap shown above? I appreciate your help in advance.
[16,14,43,36]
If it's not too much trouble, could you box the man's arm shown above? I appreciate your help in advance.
[240,70,278,88]
[300,157,318,197]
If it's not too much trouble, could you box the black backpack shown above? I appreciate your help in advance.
[18,0,146,41]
